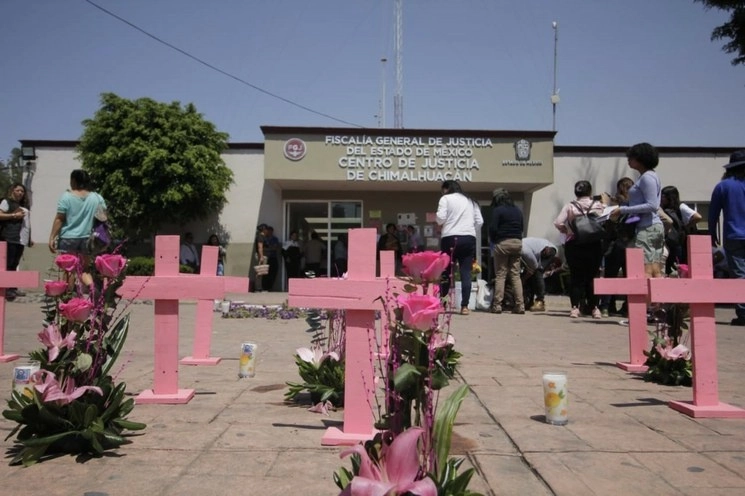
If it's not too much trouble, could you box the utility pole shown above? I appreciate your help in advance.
[380,57,387,128]
[393,0,403,128]
[551,21,560,132]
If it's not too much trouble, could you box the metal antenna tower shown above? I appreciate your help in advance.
[393,0,403,128]
[379,58,387,128]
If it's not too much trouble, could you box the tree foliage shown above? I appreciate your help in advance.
[696,0,745,66]
[77,93,233,240]
[0,148,25,197]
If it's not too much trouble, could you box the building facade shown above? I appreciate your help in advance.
[18,127,737,290]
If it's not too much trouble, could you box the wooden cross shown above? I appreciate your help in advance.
[117,236,225,404]
[594,248,650,372]
[649,235,745,418]
[288,228,402,446]
[0,242,39,362]
[181,245,249,366]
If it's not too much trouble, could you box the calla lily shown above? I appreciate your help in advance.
[31,370,103,406]
[296,346,340,366]
[37,324,76,362]
[656,343,691,361]
[339,427,437,496]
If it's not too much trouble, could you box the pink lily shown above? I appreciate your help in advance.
[656,343,691,361]
[37,324,76,362]
[339,427,437,496]
[296,346,340,367]
[31,370,103,406]
[308,400,336,416]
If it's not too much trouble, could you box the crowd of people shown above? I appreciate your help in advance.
[4,147,744,316]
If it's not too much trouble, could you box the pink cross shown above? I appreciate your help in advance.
[288,228,402,446]
[594,248,649,372]
[649,235,745,418]
[0,242,39,362]
[181,245,249,366]
[117,236,226,404]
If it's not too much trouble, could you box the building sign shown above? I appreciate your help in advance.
[283,138,307,161]
[325,135,492,182]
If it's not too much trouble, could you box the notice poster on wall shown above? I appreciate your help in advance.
[423,225,434,237]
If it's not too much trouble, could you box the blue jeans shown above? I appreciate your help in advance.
[724,239,745,320]
[440,235,477,308]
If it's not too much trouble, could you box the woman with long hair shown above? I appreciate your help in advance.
[436,180,484,315]
[0,183,32,300]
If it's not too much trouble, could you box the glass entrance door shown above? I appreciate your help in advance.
[285,201,363,285]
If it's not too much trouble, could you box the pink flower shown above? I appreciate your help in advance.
[397,294,442,331]
[59,297,94,322]
[95,254,127,278]
[296,347,340,367]
[32,370,102,406]
[54,254,80,272]
[339,427,437,496]
[308,400,336,416]
[37,324,76,362]
[656,343,691,361]
[402,252,450,283]
[44,280,68,297]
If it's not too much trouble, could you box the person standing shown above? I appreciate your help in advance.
[488,188,525,315]
[406,225,424,253]
[206,234,226,276]
[333,233,348,277]
[282,230,303,280]
[436,180,484,315]
[520,237,558,312]
[1,184,32,300]
[599,177,634,316]
[610,142,664,279]
[253,224,268,291]
[661,185,703,274]
[709,150,745,326]
[554,180,606,319]
[49,169,106,286]
[377,223,403,274]
[303,231,325,277]
[179,232,200,272]
[264,226,281,291]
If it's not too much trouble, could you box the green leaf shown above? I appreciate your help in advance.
[101,314,130,377]
[433,384,470,478]
[393,363,422,394]
[113,419,147,431]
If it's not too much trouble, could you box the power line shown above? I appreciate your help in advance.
[84,0,363,128]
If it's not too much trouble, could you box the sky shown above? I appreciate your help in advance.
[1,0,744,161]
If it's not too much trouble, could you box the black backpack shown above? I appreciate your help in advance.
[569,201,605,245]
[664,208,685,248]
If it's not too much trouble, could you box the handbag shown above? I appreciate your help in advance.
[253,264,270,276]
[87,193,112,253]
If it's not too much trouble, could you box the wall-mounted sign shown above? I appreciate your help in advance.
[284,138,307,161]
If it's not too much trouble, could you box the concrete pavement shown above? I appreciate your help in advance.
[2,292,745,495]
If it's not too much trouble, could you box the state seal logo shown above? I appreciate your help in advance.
[514,139,531,161]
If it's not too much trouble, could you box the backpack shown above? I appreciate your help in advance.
[663,208,684,248]
[568,201,605,245]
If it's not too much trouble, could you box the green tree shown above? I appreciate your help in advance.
[0,148,25,198]
[695,0,745,66]
[78,93,233,241]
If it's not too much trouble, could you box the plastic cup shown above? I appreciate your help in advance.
[542,371,568,425]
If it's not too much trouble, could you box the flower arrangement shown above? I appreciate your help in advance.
[285,309,346,409]
[333,251,479,496]
[643,303,692,386]
[2,253,145,466]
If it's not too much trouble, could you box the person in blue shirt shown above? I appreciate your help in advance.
[709,150,745,326]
